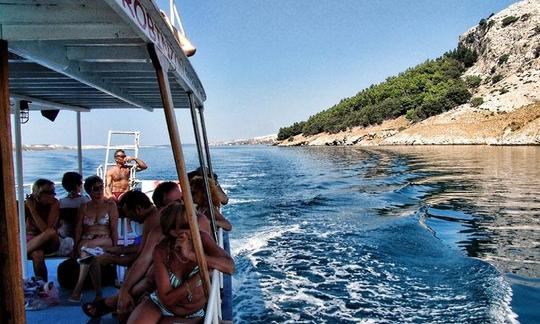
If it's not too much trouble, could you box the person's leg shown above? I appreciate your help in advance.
[97,253,137,267]
[127,298,162,324]
[27,228,56,254]
[70,263,90,301]
[88,260,102,300]
[83,265,153,319]
[29,249,47,280]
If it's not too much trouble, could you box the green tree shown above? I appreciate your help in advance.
[278,46,474,140]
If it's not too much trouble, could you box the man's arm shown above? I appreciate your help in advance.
[120,227,160,293]
[105,169,114,198]
[117,226,161,314]
[126,156,147,171]
[138,210,160,253]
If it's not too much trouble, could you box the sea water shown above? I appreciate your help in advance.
[20,145,539,323]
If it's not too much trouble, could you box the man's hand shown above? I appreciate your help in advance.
[117,289,134,315]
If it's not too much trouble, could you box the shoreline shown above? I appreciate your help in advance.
[276,102,540,147]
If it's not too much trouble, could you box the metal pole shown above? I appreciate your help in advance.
[13,101,28,279]
[169,0,175,26]
[189,97,217,241]
[148,43,212,298]
[198,106,214,176]
[0,39,26,324]
[76,111,83,176]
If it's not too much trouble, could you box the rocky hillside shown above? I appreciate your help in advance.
[461,0,540,113]
[279,0,540,146]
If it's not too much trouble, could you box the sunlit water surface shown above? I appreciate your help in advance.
[21,145,539,323]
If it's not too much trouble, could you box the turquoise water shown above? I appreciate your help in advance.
[21,145,539,323]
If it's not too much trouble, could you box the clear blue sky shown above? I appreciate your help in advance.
[17,0,518,145]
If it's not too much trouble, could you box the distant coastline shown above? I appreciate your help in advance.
[210,134,277,146]
[19,144,172,151]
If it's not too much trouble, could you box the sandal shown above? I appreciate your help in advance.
[82,299,114,318]
[68,294,81,303]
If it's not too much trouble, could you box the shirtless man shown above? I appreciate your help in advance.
[105,149,147,201]
[95,190,161,267]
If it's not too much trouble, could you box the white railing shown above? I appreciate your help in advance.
[203,227,224,324]
[204,270,221,324]
[169,0,186,36]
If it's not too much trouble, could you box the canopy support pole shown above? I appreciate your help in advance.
[77,111,83,176]
[197,107,214,176]
[148,43,212,299]
[0,39,26,324]
[13,101,28,279]
[189,97,217,241]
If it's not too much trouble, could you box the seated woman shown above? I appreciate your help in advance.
[57,172,89,256]
[70,175,118,302]
[190,176,232,231]
[25,179,60,281]
[127,202,234,324]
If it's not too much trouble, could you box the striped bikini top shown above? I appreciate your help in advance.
[167,266,200,288]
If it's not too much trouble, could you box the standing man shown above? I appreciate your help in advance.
[105,149,147,201]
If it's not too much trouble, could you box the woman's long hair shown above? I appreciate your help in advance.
[160,202,191,269]
[189,176,221,207]
[160,202,189,239]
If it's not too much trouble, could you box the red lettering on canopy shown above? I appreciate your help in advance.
[147,13,156,41]
[133,0,147,29]
[122,0,135,18]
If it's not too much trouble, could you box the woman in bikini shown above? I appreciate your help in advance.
[70,175,118,302]
[127,202,234,324]
[25,179,60,281]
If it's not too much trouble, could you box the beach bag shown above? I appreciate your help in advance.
[24,278,59,310]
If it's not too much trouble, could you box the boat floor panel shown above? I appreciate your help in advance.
[25,259,119,324]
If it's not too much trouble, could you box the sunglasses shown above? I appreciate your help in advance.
[91,185,104,192]
[115,154,126,158]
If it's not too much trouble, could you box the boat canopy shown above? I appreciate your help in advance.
[0,0,206,112]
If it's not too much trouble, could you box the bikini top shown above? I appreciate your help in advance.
[168,266,200,288]
[83,213,110,226]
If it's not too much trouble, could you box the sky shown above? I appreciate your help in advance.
[16,0,519,145]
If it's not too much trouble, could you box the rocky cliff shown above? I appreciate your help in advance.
[279,0,540,146]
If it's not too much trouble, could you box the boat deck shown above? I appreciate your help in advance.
[25,259,119,324]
